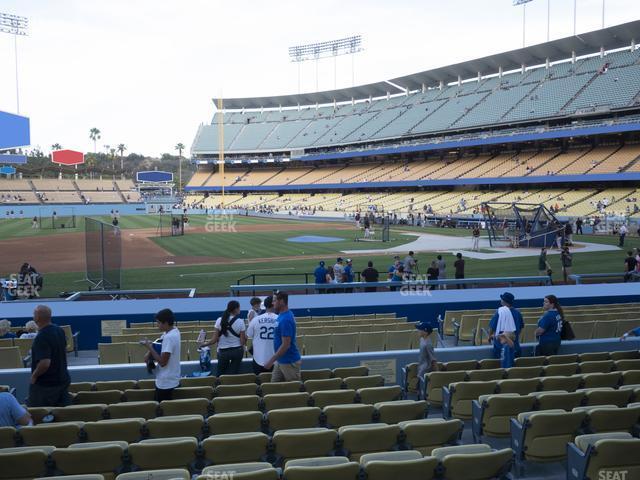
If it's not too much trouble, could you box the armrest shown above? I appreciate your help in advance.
[471,399,484,442]
[510,418,526,461]
[442,385,453,420]
[566,441,589,480]
[72,331,80,357]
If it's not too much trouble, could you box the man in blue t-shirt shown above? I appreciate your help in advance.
[265,291,301,382]
[488,292,524,358]
[313,261,327,292]
[0,392,32,428]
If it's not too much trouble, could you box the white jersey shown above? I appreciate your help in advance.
[246,312,278,367]
[155,328,181,390]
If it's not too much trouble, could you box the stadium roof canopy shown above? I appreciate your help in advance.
[216,20,640,110]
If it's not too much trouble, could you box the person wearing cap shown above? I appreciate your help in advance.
[246,296,278,374]
[404,251,417,278]
[333,258,345,285]
[343,259,354,292]
[387,256,401,280]
[313,261,328,293]
[142,308,181,401]
[488,292,524,361]
[416,322,438,379]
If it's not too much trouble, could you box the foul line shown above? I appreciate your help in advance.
[179,267,296,278]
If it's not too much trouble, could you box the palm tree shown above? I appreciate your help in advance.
[109,147,117,173]
[89,128,101,153]
[175,142,185,192]
[117,144,127,175]
[51,143,62,152]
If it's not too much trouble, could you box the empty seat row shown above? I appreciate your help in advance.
[511,403,640,473]
[69,368,369,393]
[473,392,640,441]
[4,398,429,449]
[301,330,417,354]
[68,376,386,405]
[0,420,468,479]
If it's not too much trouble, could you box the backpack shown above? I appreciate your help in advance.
[560,319,575,341]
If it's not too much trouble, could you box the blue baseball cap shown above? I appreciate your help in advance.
[416,321,433,334]
[319,261,325,266]
[500,292,515,304]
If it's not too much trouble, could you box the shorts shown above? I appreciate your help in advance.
[271,360,302,382]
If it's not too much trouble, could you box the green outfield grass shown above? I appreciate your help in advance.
[1,214,637,297]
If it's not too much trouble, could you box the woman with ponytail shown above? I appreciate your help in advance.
[534,294,563,356]
[201,300,246,375]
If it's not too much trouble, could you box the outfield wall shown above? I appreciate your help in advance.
[0,203,146,219]
[2,283,639,350]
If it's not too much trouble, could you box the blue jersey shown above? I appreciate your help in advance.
[632,327,640,336]
[344,265,354,282]
[274,310,301,364]
[313,266,327,284]
[537,310,562,344]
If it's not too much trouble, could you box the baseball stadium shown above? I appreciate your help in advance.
[1,4,640,480]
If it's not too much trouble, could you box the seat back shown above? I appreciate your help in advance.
[358,331,386,352]
[0,346,22,369]
[331,333,359,354]
[98,343,129,364]
[303,334,332,355]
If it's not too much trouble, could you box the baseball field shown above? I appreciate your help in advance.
[0,213,635,297]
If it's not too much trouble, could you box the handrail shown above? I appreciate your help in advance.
[229,276,551,296]
[65,288,197,301]
[569,273,629,285]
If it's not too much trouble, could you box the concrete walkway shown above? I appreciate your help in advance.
[343,232,620,259]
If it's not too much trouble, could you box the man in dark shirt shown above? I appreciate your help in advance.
[361,261,379,292]
[27,305,71,407]
[313,261,327,293]
[624,251,637,282]
[454,253,465,289]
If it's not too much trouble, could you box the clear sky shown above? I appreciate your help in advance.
[0,0,637,157]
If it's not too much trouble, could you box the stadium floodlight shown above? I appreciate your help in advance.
[512,0,533,48]
[288,35,363,92]
[0,12,28,114]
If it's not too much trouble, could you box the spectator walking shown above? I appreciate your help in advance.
[0,392,32,427]
[436,255,447,290]
[488,292,524,361]
[561,246,573,284]
[454,253,465,289]
[246,296,278,374]
[361,261,379,292]
[142,308,181,402]
[619,224,628,247]
[201,300,246,376]
[265,292,301,382]
[27,305,71,407]
[472,225,480,252]
[535,295,563,356]
[416,321,438,379]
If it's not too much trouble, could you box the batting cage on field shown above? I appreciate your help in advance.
[155,212,186,237]
[85,217,122,290]
[38,207,76,229]
[481,202,562,248]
